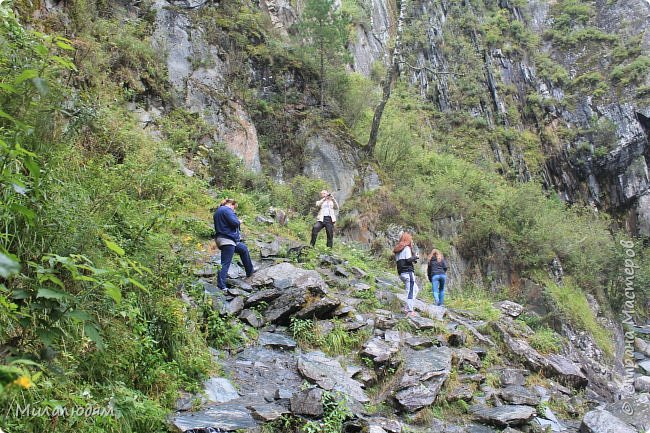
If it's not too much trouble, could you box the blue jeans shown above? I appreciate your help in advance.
[218,242,253,289]
[431,274,447,306]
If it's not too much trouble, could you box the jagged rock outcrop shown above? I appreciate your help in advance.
[152,0,262,172]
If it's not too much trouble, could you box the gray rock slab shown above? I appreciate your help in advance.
[258,332,297,350]
[499,368,528,387]
[534,405,566,432]
[170,404,257,432]
[398,346,452,388]
[580,409,636,433]
[239,309,263,328]
[395,383,443,412]
[290,387,324,417]
[361,337,400,363]
[470,404,536,427]
[605,394,650,432]
[492,321,587,388]
[447,384,474,402]
[395,347,452,411]
[222,346,303,405]
[494,300,524,317]
[405,336,435,349]
[203,378,239,404]
[634,375,650,392]
[249,262,327,293]
[500,385,541,406]
[225,296,245,316]
[298,351,369,403]
[294,296,341,319]
[408,315,440,330]
[248,403,289,421]
[639,359,650,374]
[365,416,402,432]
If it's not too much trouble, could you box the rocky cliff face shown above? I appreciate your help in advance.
[344,0,650,236]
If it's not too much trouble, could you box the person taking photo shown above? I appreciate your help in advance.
[310,189,339,248]
[213,198,254,291]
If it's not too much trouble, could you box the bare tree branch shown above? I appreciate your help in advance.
[398,61,464,77]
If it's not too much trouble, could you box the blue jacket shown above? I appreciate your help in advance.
[214,206,241,243]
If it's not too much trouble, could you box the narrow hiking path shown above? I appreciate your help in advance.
[169,233,650,433]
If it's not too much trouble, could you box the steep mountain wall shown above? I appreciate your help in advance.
[343,0,650,236]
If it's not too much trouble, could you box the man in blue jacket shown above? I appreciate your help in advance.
[214,198,254,290]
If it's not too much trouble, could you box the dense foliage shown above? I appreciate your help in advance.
[0,2,216,431]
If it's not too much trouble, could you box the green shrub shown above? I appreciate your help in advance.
[545,280,614,357]
[529,327,564,354]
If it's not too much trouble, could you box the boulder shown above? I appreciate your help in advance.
[294,296,341,320]
[494,301,524,318]
[361,337,400,363]
[534,405,566,433]
[395,347,452,412]
[258,332,297,350]
[453,348,482,370]
[408,315,440,330]
[500,385,541,406]
[635,337,650,357]
[297,351,369,403]
[249,262,327,293]
[634,375,650,392]
[263,287,310,325]
[470,404,536,427]
[245,287,284,306]
[395,384,443,413]
[225,296,245,316]
[499,368,528,387]
[256,238,283,258]
[239,309,263,328]
[290,387,324,417]
[362,417,402,433]
[580,409,636,433]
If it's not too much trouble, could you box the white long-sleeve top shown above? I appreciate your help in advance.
[315,197,339,222]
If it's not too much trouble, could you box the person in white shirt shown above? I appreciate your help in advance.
[310,189,339,248]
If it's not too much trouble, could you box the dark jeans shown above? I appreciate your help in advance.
[311,216,334,248]
[218,241,253,289]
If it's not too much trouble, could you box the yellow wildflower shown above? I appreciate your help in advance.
[13,375,33,389]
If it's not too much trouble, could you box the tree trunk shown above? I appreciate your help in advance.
[320,35,324,110]
[366,0,407,156]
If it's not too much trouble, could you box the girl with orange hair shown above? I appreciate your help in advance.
[393,232,420,317]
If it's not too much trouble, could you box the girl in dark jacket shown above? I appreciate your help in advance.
[394,232,419,316]
[427,249,448,306]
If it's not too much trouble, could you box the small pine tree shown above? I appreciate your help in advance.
[296,0,348,110]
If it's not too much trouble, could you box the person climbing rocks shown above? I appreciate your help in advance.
[214,198,254,291]
[394,232,420,317]
[310,189,339,248]
[427,248,448,306]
